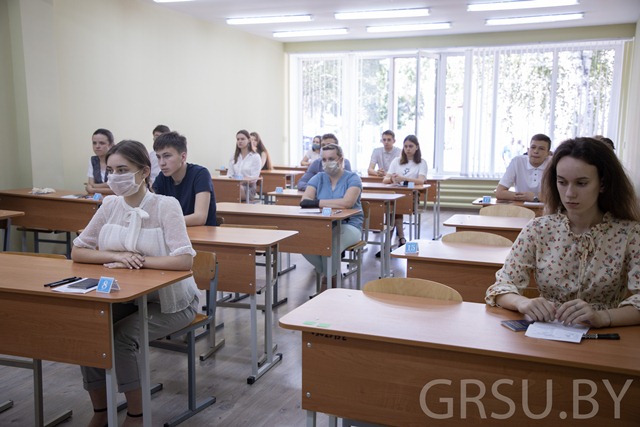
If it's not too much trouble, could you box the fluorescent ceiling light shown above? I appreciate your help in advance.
[227,15,312,25]
[486,12,583,25]
[273,28,349,38]
[468,0,579,12]
[335,8,430,20]
[367,22,451,33]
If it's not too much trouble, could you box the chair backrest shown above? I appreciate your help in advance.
[220,224,278,230]
[441,231,513,247]
[3,251,67,259]
[479,204,535,219]
[363,277,462,302]
[192,251,217,291]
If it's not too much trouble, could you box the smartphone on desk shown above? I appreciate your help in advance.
[67,278,100,290]
[501,319,533,332]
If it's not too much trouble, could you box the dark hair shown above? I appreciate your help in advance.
[250,131,272,170]
[542,137,640,220]
[153,124,170,135]
[594,135,615,150]
[312,135,322,143]
[400,135,422,165]
[93,128,114,145]
[153,131,187,154]
[321,143,343,159]
[382,130,395,139]
[321,133,339,145]
[106,140,152,189]
[530,133,552,151]
[234,129,255,162]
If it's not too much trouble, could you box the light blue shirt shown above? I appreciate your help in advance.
[307,170,363,230]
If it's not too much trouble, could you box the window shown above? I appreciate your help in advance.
[289,41,624,177]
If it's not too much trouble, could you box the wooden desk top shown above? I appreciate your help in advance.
[0,209,25,220]
[188,226,297,248]
[273,165,308,172]
[0,253,191,303]
[212,176,262,183]
[390,239,510,266]
[279,288,640,376]
[217,202,360,220]
[361,175,450,183]
[472,197,545,209]
[0,188,100,204]
[444,214,532,231]
[362,182,430,192]
[260,169,305,176]
[268,189,405,202]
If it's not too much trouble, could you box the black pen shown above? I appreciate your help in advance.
[583,333,620,340]
[44,276,81,288]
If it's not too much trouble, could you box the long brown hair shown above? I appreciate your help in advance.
[542,137,640,220]
[233,129,255,163]
[399,135,422,165]
[250,131,272,170]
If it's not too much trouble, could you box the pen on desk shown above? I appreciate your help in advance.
[583,333,620,340]
[44,276,81,288]
[333,210,342,214]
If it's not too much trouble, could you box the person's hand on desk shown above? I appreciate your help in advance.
[300,198,320,209]
[515,296,557,322]
[513,191,536,202]
[104,251,145,269]
[556,299,608,328]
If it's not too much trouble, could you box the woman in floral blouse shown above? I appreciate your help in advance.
[486,137,640,328]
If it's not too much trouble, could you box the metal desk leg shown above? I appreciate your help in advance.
[2,218,11,251]
[138,295,152,427]
[432,181,442,240]
[306,410,317,427]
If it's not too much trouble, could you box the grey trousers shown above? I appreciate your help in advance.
[303,223,361,276]
[81,295,199,393]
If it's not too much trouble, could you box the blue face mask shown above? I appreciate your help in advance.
[312,143,321,151]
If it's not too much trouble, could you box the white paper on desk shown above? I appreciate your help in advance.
[299,208,321,213]
[51,280,97,294]
[523,201,544,207]
[525,321,588,343]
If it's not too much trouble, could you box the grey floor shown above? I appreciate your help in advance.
[0,208,466,427]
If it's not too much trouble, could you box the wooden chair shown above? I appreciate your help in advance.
[479,204,535,219]
[150,251,218,427]
[441,231,513,247]
[363,277,463,302]
[0,252,72,427]
[340,201,370,290]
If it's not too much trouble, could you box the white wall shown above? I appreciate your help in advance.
[2,0,285,191]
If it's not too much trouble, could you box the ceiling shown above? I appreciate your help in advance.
[145,0,640,42]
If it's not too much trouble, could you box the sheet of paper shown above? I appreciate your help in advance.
[299,208,321,214]
[524,321,589,343]
[51,278,97,294]
[523,201,544,207]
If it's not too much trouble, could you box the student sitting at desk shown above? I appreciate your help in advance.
[368,130,401,177]
[228,129,262,201]
[382,134,428,249]
[85,128,115,195]
[149,124,170,184]
[300,135,321,166]
[153,131,217,226]
[297,133,352,191]
[495,134,552,202]
[300,143,363,287]
[250,131,272,170]
[72,140,199,427]
[486,137,640,328]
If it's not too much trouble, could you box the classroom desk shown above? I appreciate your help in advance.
[187,226,297,383]
[362,175,449,239]
[267,189,404,278]
[260,169,305,193]
[390,239,510,303]
[279,288,640,427]
[212,176,263,203]
[0,209,24,251]
[443,214,531,242]
[0,253,192,427]
[216,202,360,289]
[0,189,100,233]
[361,182,429,240]
[472,197,544,217]
[273,165,308,172]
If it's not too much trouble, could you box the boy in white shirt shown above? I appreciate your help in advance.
[368,130,401,177]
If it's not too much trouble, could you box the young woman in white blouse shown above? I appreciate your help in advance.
[228,129,262,201]
[72,140,199,427]
[383,135,428,247]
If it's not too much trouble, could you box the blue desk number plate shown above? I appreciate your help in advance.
[97,276,120,293]
[405,242,419,254]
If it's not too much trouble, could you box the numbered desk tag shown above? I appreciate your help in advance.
[92,193,103,201]
[97,276,120,293]
[482,195,492,203]
[322,207,332,216]
[407,181,415,189]
[275,186,284,193]
[404,241,419,254]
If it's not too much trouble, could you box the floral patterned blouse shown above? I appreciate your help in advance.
[486,213,640,311]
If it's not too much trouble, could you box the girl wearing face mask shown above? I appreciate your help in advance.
[300,143,363,288]
[300,135,322,167]
[72,140,199,427]
[85,128,116,196]
[228,129,262,201]
[383,135,428,247]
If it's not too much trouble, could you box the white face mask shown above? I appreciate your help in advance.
[107,170,142,197]
[322,160,340,175]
